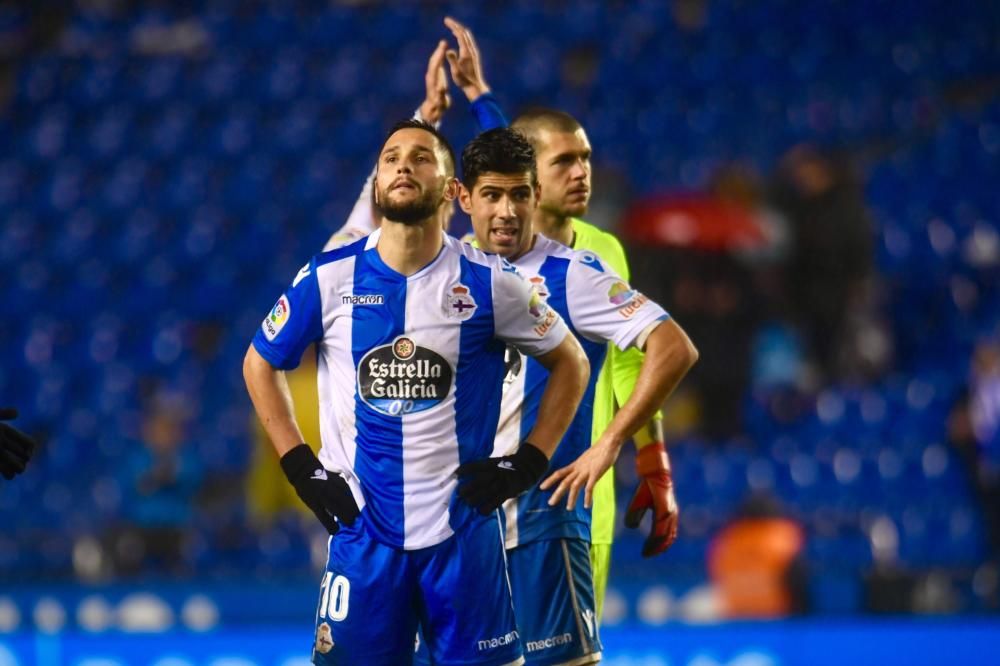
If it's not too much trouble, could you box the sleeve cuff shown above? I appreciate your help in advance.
[470,93,509,131]
[251,335,300,371]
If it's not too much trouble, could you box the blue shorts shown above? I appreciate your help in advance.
[311,512,524,666]
[508,538,602,666]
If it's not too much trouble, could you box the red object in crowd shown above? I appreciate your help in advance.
[621,193,766,252]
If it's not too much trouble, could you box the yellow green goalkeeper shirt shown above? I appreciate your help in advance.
[571,218,654,546]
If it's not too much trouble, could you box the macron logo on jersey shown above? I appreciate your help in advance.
[343,294,385,305]
[578,252,604,273]
[311,468,328,481]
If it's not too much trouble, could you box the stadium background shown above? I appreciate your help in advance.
[1,0,999,664]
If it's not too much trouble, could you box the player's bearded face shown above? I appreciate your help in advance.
[376,177,445,225]
[535,128,592,218]
[376,129,452,225]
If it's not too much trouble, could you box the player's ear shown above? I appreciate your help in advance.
[457,182,474,214]
[533,182,542,210]
[442,176,460,203]
[373,170,381,206]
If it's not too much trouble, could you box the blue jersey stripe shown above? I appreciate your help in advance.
[517,255,608,543]
[454,256,505,464]
[351,247,407,546]
[450,257,507,531]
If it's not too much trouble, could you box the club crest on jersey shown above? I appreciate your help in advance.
[262,294,290,341]
[315,622,334,654]
[445,284,477,320]
[357,336,454,416]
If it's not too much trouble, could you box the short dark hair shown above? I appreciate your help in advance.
[461,127,537,190]
[511,108,583,149]
[378,119,456,176]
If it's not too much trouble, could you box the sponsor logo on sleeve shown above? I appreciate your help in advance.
[617,294,650,318]
[445,284,478,320]
[262,294,291,341]
[608,281,649,318]
[607,282,635,305]
[356,337,454,416]
[533,307,558,337]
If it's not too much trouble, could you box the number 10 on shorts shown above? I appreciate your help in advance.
[318,572,350,621]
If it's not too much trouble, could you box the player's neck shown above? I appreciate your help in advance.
[533,208,575,247]
[507,234,539,263]
[377,219,444,276]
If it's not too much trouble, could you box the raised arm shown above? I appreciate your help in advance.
[443,17,508,131]
[323,41,453,250]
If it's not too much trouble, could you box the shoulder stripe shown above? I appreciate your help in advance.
[316,234,368,268]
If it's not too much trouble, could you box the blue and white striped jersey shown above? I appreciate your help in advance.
[252,229,570,550]
[495,234,669,548]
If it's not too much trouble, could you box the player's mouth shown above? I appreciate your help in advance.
[566,186,590,200]
[490,226,519,243]
[391,178,419,192]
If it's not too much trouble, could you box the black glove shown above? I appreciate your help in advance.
[280,444,360,535]
[456,442,549,515]
[0,408,36,481]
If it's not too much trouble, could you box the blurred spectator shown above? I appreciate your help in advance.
[622,165,775,438]
[707,493,809,618]
[771,145,876,382]
[950,336,1000,558]
[246,347,320,528]
[108,399,202,576]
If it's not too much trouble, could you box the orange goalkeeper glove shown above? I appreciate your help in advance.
[624,442,679,557]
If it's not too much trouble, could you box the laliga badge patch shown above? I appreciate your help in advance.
[445,284,477,320]
[262,294,291,341]
[315,621,334,654]
[528,288,550,323]
[527,275,549,299]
